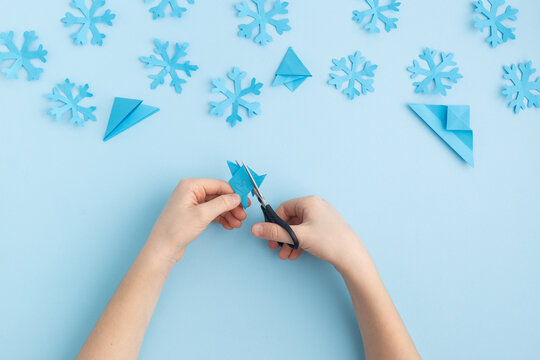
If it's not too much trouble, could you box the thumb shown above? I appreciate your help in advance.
[199,193,241,222]
[251,222,303,246]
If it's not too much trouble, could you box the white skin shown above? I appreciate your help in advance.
[77,178,421,360]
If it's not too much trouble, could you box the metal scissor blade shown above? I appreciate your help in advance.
[240,160,267,206]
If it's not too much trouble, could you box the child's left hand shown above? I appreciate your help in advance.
[148,178,246,262]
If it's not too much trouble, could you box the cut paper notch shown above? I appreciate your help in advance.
[227,161,266,208]
[272,47,312,92]
[408,104,474,167]
[104,98,160,141]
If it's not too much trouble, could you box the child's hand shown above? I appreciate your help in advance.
[148,178,245,262]
[251,196,367,268]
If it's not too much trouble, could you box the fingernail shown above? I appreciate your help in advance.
[230,193,241,203]
[252,224,262,237]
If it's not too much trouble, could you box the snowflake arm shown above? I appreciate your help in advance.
[236,0,291,46]
[407,48,463,96]
[140,39,198,94]
[62,0,116,46]
[502,62,540,114]
[144,0,194,19]
[46,79,97,126]
[473,0,518,48]
[328,51,377,100]
[210,67,263,127]
[353,0,401,34]
[0,31,47,81]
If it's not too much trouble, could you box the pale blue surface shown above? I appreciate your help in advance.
[1,1,540,359]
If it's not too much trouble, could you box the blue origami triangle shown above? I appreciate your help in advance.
[272,47,312,92]
[227,161,266,208]
[408,104,474,167]
[103,98,160,141]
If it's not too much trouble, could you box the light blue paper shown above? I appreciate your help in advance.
[104,97,160,141]
[272,47,312,92]
[236,0,291,46]
[502,61,540,114]
[227,161,266,208]
[61,0,116,46]
[473,0,518,48]
[408,104,474,167]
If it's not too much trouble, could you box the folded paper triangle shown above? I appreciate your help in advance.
[104,98,160,141]
[408,104,474,167]
[272,47,312,92]
[227,161,266,208]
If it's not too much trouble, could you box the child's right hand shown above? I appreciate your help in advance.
[251,196,368,268]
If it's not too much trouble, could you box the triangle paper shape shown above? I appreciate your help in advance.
[103,98,160,141]
[408,104,474,167]
[272,47,312,92]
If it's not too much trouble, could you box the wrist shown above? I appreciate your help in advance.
[142,235,180,275]
[333,236,374,275]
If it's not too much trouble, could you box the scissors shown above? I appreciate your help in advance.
[240,161,299,250]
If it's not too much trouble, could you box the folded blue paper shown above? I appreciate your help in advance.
[408,104,474,167]
[227,161,266,208]
[272,47,312,92]
[104,98,160,141]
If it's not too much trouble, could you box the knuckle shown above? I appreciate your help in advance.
[268,225,280,241]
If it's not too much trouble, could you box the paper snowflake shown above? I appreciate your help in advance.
[328,51,377,100]
[353,0,401,33]
[46,79,97,126]
[140,39,199,94]
[407,48,463,96]
[210,67,263,127]
[473,0,518,48]
[502,62,540,114]
[144,0,194,20]
[236,0,291,46]
[0,31,47,81]
[61,0,116,46]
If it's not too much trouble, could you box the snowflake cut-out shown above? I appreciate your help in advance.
[407,48,463,96]
[353,0,401,33]
[61,0,116,46]
[140,39,199,94]
[473,0,518,48]
[502,62,540,114]
[0,31,47,81]
[236,0,291,46]
[210,67,263,127]
[144,0,194,20]
[46,79,97,126]
[328,51,377,100]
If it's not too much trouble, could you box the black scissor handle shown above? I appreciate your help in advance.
[261,204,299,250]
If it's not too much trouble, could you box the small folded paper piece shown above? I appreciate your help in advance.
[272,47,312,92]
[104,98,160,141]
[227,161,266,208]
[408,104,474,167]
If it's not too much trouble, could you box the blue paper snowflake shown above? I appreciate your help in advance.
[140,39,199,94]
[61,0,116,46]
[46,79,97,126]
[502,62,540,114]
[0,31,47,81]
[236,0,291,46]
[328,51,377,100]
[353,0,401,33]
[210,67,263,127]
[473,0,518,48]
[144,0,194,20]
[407,48,463,96]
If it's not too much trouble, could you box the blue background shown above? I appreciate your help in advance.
[1,1,539,359]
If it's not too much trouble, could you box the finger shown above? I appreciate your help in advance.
[288,248,303,261]
[193,178,235,196]
[274,197,309,222]
[268,240,279,250]
[230,205,247,221]
[224,211,242,228]
[278,245,293,260]
[198,194,241,223]
[251,223,299,246]
[214,215,233,230]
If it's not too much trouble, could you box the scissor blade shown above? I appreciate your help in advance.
[240,160,266,206]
